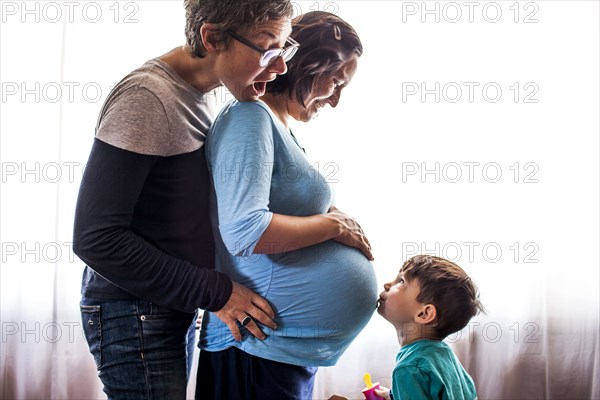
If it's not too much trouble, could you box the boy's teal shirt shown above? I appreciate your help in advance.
[392,339,477,400]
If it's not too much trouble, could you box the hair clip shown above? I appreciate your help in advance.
[333,24,342,40]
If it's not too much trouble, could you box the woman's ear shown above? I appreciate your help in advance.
[415,304,437,325]
[200,23,223,54]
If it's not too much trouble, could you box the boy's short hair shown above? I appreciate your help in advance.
[184,0,294,58]
[401,255,484,339]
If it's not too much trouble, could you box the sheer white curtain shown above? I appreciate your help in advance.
[1,2,598,399]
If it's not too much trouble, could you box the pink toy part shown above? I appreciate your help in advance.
[362,383,382,400]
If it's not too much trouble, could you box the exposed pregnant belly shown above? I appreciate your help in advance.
[265,240,378,338]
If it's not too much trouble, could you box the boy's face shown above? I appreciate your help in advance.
[377,271,424,327]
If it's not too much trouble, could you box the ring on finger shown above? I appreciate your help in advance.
[241,316,252,327]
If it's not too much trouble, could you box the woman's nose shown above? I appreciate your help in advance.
[328,90,340,108]
[268,56,287,75]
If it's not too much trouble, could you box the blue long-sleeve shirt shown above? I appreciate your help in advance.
[200,100,377,366]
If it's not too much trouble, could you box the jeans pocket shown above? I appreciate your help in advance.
[138,309,196,365]
[80,304,102,369]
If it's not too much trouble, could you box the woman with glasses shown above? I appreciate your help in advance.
[73,1,296,398]
[198,12,377,399]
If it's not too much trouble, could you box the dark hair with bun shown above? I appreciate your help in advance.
[266,11,363,106]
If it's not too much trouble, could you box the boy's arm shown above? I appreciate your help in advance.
[392,366,431,399]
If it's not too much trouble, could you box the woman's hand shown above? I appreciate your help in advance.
[326,206,374,260]
[213,281,277,341]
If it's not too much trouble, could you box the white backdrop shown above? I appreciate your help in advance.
[1,1,598,399]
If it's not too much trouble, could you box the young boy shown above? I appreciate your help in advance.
[375,255,483,400]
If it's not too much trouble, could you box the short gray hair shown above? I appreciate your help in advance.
[184,0,294,58]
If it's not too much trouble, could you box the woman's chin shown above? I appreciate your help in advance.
[303,110,320,122]
[293,113,314,123]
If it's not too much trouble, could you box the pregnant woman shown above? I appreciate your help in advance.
[198,12,377,399]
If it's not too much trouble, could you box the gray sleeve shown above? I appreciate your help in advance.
[96,87,172,156]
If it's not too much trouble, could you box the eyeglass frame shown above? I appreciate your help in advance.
[225,29,300,68]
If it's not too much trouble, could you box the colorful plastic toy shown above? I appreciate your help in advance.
[362,373,382,400]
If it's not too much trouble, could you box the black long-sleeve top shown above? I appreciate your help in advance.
[73,59,232,313]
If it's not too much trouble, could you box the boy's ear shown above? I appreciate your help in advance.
[200,23,223,53]
[415,304,437,325]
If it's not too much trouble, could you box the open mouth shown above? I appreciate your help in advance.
[253,81,267,96]
[376,297,385,309]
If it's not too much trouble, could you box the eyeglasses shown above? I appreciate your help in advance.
[225,29,300,68]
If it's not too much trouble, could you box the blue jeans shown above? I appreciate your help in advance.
[80,297,197,400]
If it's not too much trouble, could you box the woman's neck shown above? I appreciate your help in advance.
[261,92,291,128]
[159,45,221,93]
